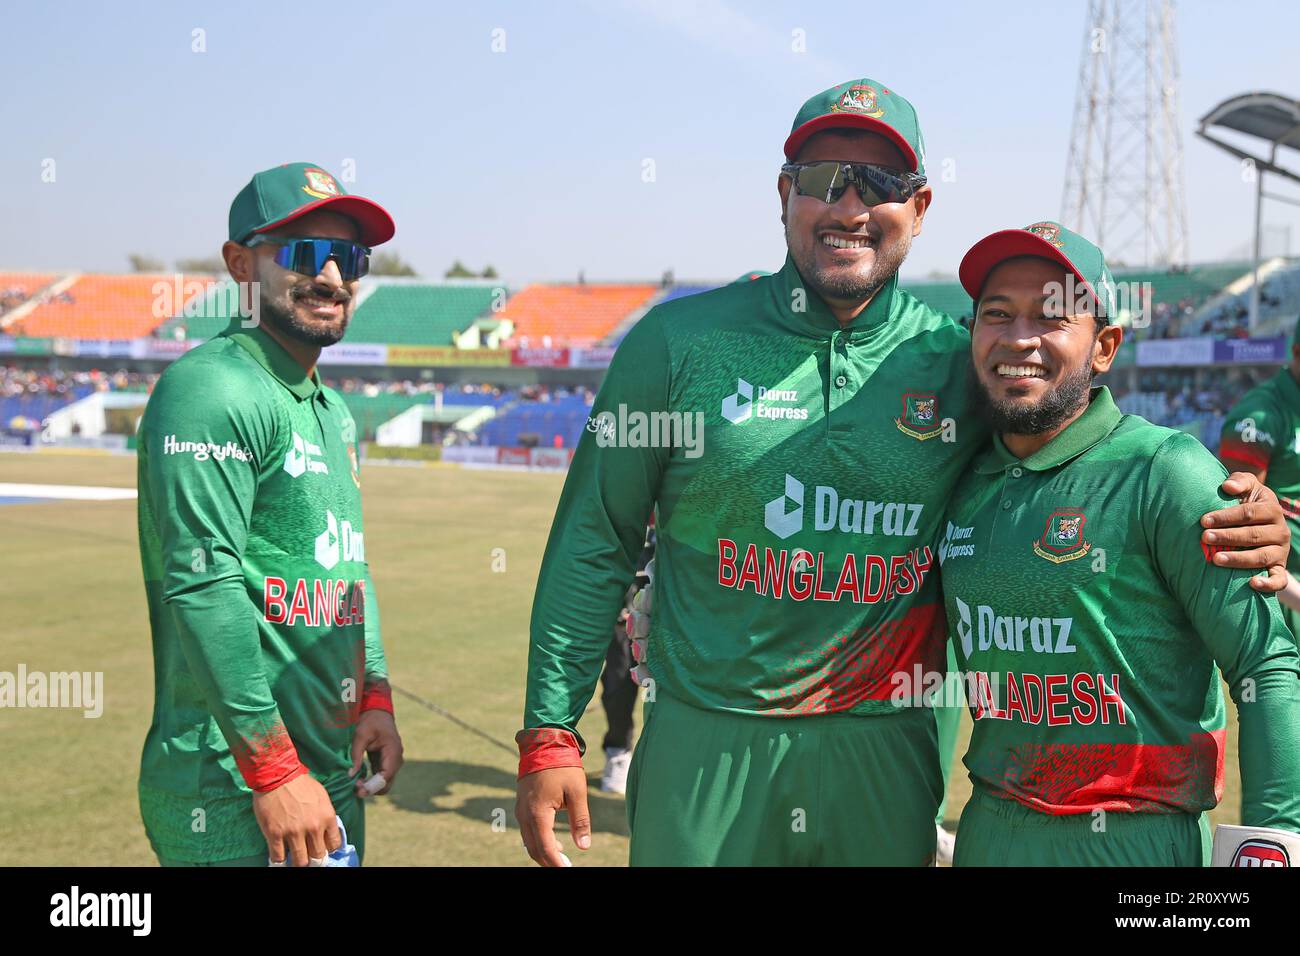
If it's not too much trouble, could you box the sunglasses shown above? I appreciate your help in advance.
[246,236,372,281]
[781,161,926,206]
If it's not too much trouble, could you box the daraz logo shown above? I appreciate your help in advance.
[314,510,364,570]
[762,473,924,540]
[952,595,1077,658]
[721,378,807,425]
[955,596,975,657]
[764,474,804,539]
[722,378,755,424]
[284,431,328,478]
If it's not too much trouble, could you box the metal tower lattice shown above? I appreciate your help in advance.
[1061,0,1190,267]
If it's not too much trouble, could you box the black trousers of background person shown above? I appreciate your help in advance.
[600,626,637,751]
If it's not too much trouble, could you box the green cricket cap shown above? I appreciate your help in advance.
[229,162,395,247]
[785,78,926,175]
[959,220,1117,323]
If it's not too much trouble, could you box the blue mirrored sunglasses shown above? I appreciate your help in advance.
[246,236,371,280]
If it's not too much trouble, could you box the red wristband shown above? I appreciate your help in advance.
[516,728,583,779]
[232,729,311,793]
[360,681,394,716]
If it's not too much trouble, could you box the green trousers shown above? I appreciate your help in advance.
[935,643,961,826]
[626,691,942,866]
[953,786,1210,866]
[156,792,366,867]
[1280,602,1300,653]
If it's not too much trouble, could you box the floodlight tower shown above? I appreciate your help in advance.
[1061,0,1190,267]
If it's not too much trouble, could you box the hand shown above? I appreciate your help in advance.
[1203,473,1290,593]
[253,773,340,867]
[351,709,404,798]
[626,558,654,682]
[516,766,591,867]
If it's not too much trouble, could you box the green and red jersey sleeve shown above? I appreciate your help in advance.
[521,309,671,767]
[142,354,308,792]
[1146,432,1300,831]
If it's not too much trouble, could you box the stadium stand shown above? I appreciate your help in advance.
[895,263,1257,337]
[0,272,57,321]
[498,284,657,347]
[151,279,241,341]
[1190,259,1300,338]
[1,366,131,431]
[11,274,215,340]
[476,386,595,449]
[1113,367,1270,452]
[346,282,502,345]
[1117,262,1253,338]
[336,393,430,441]
[606,283,717,346]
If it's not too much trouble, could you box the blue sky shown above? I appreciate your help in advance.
[2,0,1297,282]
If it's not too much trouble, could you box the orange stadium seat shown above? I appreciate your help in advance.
[496,284,658,347]
[0,272,58,326]
[0,272,57,298]
[10,274,215,340]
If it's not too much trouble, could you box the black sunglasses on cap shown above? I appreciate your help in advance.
[781,161,926,207]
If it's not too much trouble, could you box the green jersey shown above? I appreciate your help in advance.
[939,387,1300,826]
[136,322,391,862]
[523,256,988,756]
[1220,368,1300,573]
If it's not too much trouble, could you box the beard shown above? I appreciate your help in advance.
[969,354,1094,436]
[786,221,913,303]
[258,275,352,348]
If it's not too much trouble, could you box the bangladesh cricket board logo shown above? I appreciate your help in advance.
[1024,221,1064,247]
[1033,509,1091,564]
[303,168,341,199]
[833,85,885,118]
[895,392,942,440]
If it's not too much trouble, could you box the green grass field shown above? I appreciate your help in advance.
[0,450,1245,866]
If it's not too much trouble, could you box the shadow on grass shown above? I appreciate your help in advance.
[383,759,630,837]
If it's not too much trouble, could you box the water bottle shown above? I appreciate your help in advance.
[324,816,359,867]
[268,815,358,867]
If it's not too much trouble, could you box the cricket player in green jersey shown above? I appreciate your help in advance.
[516,79,1292,867]
[939,222,1300,866]
[137,163,404,866]
[1220,320,1300,641]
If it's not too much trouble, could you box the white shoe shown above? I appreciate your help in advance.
[601,747,632,794]
[936,824,956,866]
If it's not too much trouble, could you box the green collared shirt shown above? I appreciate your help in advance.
[524,254,987,749]
[974,385,1123,476]
[136,320,387,862]
[939,386,1300,826]
[225,322,323,403]
[1221,368,1300,571]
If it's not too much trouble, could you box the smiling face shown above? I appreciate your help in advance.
[243,209,362,348]
[970,255,1122,436]
[777,130,931,312]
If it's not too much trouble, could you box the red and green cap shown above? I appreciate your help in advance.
[959,220,1118,323]
[784,78,926,175]
[228,162,395,247]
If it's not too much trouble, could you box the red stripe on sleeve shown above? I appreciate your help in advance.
[1219,440,1271,471]
[516,728,583,779]
[360,680,394,716]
